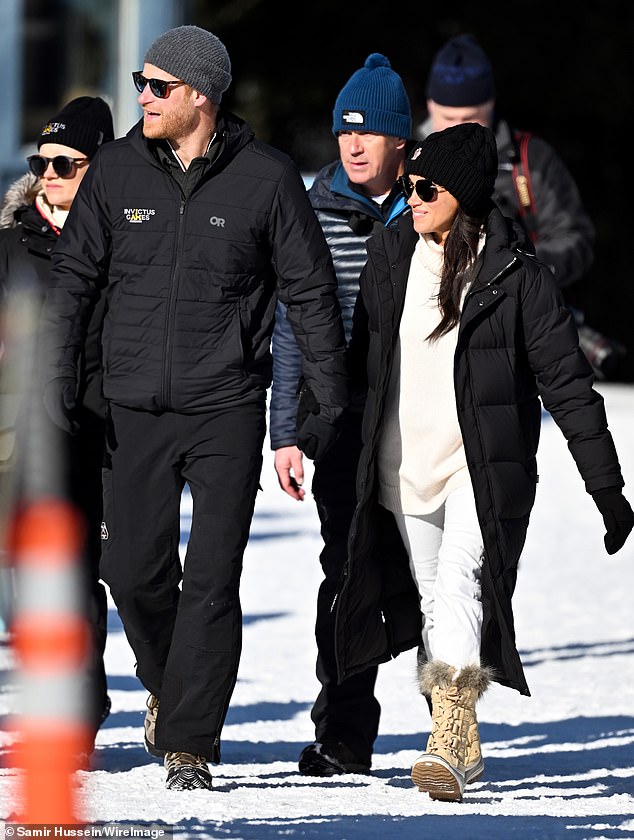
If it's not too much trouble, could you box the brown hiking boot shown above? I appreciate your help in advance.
[164,751,212,790]
[144,693,165,758]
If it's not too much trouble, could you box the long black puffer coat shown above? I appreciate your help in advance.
[335,206,624,696]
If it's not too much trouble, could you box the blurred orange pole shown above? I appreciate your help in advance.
[11,499,91,822]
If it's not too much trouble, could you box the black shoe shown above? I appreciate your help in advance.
[298,740,371,776]
[99,695,112,727]
[165,751,212,790]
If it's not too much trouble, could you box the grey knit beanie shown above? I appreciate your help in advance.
[144,25,232,104]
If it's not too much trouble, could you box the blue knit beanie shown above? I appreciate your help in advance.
[332,53,411,138]
[426,34,495,107]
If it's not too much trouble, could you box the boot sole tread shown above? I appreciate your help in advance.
[412,757,464,802]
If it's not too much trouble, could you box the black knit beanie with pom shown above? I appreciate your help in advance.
[405,122,497,216]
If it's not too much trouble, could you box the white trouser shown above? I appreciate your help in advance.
[393,484,484,671]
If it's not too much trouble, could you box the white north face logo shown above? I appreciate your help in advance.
[342,110,365,125]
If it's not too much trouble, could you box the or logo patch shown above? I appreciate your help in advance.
[209,215,225,227]
[101,521,109,540]
[341,110,366,125]
[124,208,156,223]
[41,121,66,136]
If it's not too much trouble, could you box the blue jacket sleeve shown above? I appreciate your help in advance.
[270,300,302,449]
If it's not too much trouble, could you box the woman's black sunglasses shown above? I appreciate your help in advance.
[27,154,88,178]
[398,175,443,202]
[132,71,187,98]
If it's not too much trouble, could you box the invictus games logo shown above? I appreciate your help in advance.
[124,208,156,223]
[41,121,66,135]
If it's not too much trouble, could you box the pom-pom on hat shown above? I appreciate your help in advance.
[426,34,495,107]
[405,122,498,216]
[38,96,114,159]
[332,53,411,138]
[144,25,232,104]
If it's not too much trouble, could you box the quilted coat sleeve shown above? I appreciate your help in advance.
[39,155,110,388]
[270,162,348,426]
[520,259,623,493]
[270,299,302,449]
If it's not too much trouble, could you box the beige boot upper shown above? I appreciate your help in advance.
[414,661,493,800]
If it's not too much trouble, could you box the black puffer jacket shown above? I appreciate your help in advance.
[336,206,623,695]
[42,112,347,420]
[0,174,105,417]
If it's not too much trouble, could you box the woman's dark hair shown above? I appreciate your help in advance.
[427,208,486,342]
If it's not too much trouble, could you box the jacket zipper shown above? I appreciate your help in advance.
[161,198,187,407]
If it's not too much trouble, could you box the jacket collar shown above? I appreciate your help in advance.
[126,109,254,172]
[0,173,40,229]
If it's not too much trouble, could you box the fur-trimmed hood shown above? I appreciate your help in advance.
[0,173,39,229]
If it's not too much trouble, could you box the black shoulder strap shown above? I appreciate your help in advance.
[511,130,538,243]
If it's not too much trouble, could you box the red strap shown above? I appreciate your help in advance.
[512,131,538,243]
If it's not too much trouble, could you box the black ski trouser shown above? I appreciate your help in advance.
[311,410,380,766]
[100,401,265,762]
[71,405,109,735]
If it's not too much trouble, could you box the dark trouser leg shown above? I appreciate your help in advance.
[155,404,265,762]
[72,407,109,733]
[310,412,380,765]
[100,405,185,699]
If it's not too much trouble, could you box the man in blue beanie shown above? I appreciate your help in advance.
[271,53,412,776]
[417,34,617,376]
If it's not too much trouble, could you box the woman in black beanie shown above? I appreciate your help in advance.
[332,122,633,802]
[0,96,114,753]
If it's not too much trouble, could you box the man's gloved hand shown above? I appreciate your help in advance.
[42,377,79,435]
[297,412,339,463]
[296,379,339,463]
[592,488,634,555]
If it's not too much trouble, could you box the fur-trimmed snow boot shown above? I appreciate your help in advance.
[412,660,491,802]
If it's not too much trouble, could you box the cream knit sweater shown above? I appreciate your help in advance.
[377,234,472,515]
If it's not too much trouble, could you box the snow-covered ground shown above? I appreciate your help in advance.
[1,383,634,839]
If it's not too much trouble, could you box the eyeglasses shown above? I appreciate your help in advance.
[132,71,187,98]
[27,154,88,178]
[399,175,446,202]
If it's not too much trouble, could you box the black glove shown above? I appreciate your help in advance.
[592,488,634,555]
[42,377,79,435]
[297,411,339,462]
[296,379,339,462]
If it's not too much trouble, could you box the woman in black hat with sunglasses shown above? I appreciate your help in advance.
[332,122,634,802]
[0,95,114,754]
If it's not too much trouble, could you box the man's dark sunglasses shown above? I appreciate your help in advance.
[27,154,88,178]
[399,175,443,202]
[132,71,187,98]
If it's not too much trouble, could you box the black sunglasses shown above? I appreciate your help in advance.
[399,175,445,202]
[132,71,187,98]
[27,154,88,178]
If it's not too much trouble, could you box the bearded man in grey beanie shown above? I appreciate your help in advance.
[40,25,348,791]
